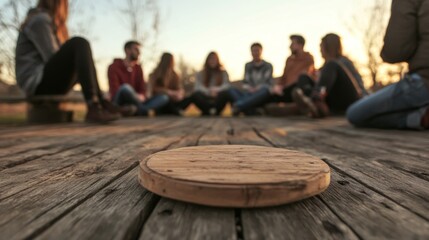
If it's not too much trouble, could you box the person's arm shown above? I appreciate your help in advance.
[135,66,147,101]
[24,13,59,63]
[194,72,210,95]
[281,58,292,86]
[381,0,419,63]
[243,63,253,91]
[215,71,231,92]
[262,63,274,88]
[108,65,121,100]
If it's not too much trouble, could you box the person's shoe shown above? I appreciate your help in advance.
[119,105,138,117]
[292,88,330,118]
[421,107,429,129]
[292,88,319,117]
[85,103,120,123]
[100,99,122,118]
[231,106,240,117]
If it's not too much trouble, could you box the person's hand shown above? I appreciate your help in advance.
[138,94,146,102]
[210,89,218,98]
[271,85,284,96]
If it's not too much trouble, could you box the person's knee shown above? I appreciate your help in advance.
[346,101,366,127]
[68,37,91,50]
[119,84,134,93]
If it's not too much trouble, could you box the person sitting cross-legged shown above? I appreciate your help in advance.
[108,41,169,116]
[191,52,232,116]
[230,42,275,116]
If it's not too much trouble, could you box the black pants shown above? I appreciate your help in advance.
[191,90,231,115]
[270,74,315,103]
[316,61,361,112]
[35,37,102,103]
[156,97,192,116]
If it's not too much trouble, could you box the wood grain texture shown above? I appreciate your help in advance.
[139,145,330,207]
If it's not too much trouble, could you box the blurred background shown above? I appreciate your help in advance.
[0,0,405,123]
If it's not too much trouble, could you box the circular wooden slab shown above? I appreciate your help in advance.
[139,145,330,208]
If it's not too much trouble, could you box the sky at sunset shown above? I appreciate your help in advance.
[0,0,389,90]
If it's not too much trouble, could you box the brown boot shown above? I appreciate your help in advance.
[85,103,120,123]
[292,88,330,118]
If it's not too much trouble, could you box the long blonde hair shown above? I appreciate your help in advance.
[22,0,69,44]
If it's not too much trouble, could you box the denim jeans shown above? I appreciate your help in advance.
[113,84,170,115]
[229,86,271,113]
[346,74,429,129]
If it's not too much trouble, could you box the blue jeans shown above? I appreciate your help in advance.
[346,74,429,129]
[113,84,170,115]
[229,86,271,113]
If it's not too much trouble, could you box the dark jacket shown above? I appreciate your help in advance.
[381,0,429,89]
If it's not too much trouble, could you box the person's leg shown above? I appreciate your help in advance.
[215,90,232,115]
[36,37,101,102]
[138,94,170,115]
[296,74,315,96]
[228,88,245,103]
[113,84,141,106]
[191,91,214,115]
[347,74,429,129]
[234,86,271,113]
[35,37,119,122]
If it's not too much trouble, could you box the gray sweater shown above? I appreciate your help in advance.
[194,70,230,95]
[243,60,274,90]
[15,9,60,95]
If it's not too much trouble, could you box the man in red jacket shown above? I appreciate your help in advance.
[108,41,169,116]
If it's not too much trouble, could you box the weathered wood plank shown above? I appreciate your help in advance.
[34,120,213,240]
[0,119,183,199]
[250,118,429,239]
[0,118,194,240]
[140,118,237,240]
[228,118,359,240]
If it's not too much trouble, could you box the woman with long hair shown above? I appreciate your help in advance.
[191,52,231,116]
[16,0,120,123]
[149,53,188,115]
[292,33,367,117]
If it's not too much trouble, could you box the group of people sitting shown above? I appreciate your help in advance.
[15,0,429,130]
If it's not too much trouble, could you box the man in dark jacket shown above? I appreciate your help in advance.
[347,0,429,129]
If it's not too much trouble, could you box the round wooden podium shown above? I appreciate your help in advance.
[139,145,330,208]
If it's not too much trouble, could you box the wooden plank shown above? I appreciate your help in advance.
[0,120,181,199]
[228,119,359,240]
[250,118,429,239]
[34,120,213,240]
[0,119,171,169]
[252,121,429,217]
[0,119,194,240]
[140,118,237,240]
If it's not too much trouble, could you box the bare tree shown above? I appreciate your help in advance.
[347,0,409,90]
[115,0,161,65]
[347,0,390,87]
[177,55,197,86]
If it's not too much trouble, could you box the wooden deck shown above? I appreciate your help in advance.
[0,117,428,240]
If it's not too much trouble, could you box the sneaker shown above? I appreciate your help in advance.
[421,107,429,129]
[85,103,120,123]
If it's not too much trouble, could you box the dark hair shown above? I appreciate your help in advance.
[124,41,141,51]
[251,42,263,49]
[321,33,343,59]
[290,35,305,46]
